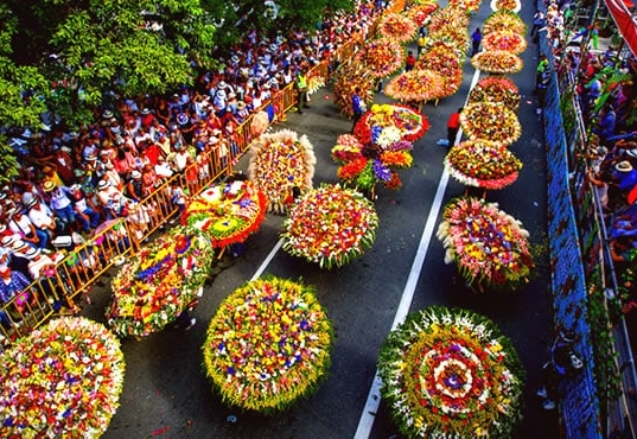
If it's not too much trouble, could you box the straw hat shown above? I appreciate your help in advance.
[616,160,633,172]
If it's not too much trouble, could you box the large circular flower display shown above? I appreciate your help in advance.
[469,76,521,111]
[0,317,125,438]
[183,179,267,247]
[428,7,469,33]
[333,64,375,119]
[437,197,534,289]
[377,13,417,43]
[448,0,482,13]
[429,26,470,54]
[353,103,429,144]
[471,50,523,73]
[378,306,525,439]
[483,10,527,35]
[445,140,523,190]
[247,129,316,214]
[202,276,332,412]
[460,102,522,146]
[417,46,463,97]
[107,227,213,338]
[281,184,379,268]
[404,3,439,26]
[384,69,444,102]
[483,30,528,54]
[354,38,405,79]
[491,0,522,13]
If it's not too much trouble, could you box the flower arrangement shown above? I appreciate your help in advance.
[437,197,534,289]
[353,104,430,143]
[460,102,522,145]
[106,227,213,339]
[183,179,267,247]
[471,50,523,73]
[417,46,463,97]
[469,76,521,111]
[428,7,470,33]
[428,26,470,54]
[202,276,332,412]
[483,10,527,35]
[490,0,522,13]
[448,0,482,14]
[483,30,528,54]
[0,317,125,437]
[354,38,405,79]
[281,184,379,268]
[445,140,523,190]
[377,13,417,43]
[247,129,316,214]
[331,134,365,164]
[384,70,445,103]
[333,63,376,119]
[378,306,525,439]
[404,3,439,26]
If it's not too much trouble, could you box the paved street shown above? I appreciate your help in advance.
[79,2,563,438]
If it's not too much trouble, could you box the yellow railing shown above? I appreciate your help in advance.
[0,0,404,344]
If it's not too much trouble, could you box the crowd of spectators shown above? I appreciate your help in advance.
[0,1,386,318]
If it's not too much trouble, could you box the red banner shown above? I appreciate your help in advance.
[604,0,637,57]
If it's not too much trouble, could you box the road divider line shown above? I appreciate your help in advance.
[251,238,283,281]
[353,67,481,439]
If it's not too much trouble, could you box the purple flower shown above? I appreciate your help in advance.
[373,159,392,182]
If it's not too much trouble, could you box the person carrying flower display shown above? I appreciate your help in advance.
[447,107,463,147]
[471,27,482,57]
[351,87,366,132]
[405,51,416,72]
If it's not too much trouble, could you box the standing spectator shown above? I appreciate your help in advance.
[531,10,545,41]
[537,69,551,112]
[471,27,482,57]
[295,71,309,114]
[405,51,416,72]
[170,181,187,217]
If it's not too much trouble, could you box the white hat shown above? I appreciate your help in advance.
[216,90,226,99]
[131,170,142,179]
[103,110,114,119]
[208,136,220,145]
[627,149,637,159]
[1,235,15,247]
[616,160,633,172]
[218,81,227,89]
[230,55,240,64]
[98,180,110,190]
[23,247,40,259]
[141,108,151,115]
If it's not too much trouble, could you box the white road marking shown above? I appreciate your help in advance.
[353,66,482,439]
[251,238,283,281]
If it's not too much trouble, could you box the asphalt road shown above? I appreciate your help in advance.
[85,2,561,438]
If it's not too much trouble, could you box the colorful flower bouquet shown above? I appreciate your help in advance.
[384,70,445,103]
[448,0,482,14]
[281,185,379,269]
[428,26,470,54]
[378,306,525,439]
[333,64,376,119]
[483,10,527,35]
[417,46,463,97]
[354,38,405,79]
[183,179,267,247]
[469,76,521,111]
[0,317,125,438]
[460,101,522,146]
[437,197,534,289]
[445,140,523,190]
[377,13,417,43]
[247,129,316,214]
[353,104,430,143]
[404,3,439,26]
[428,7,470,33]
[471,50,523,74]
[331,134,365,164]
[202,276,332,412]
[490,0,522,13]
[106,227,213,339]
[483,30,528,54]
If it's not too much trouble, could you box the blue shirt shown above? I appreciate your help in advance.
[352,94,364,115]
[0,271,30,304]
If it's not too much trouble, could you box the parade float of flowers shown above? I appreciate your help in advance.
[384,69,445,103]
[378,306,525,439]
[483,10,527,35]
[377,13,417,43]
[0,317,125,438]
[202,276,332,412]
[281,185,379,269]
[437,197,534,290]
[354,39,405,79]
[428,7,470,33]
[183,179,267,248]
[491,0,522,13]
[469,76,521,111]
[353,104,430,143]
[106,227,213,339]
[460,102,522,146]
[416,47,463,97]
[482,30,528,54]
[404,3,439,26]
[471,50,524,74]
[445,140,523,190]
[247,129,316,214]
[333,63,376,119]
[448,0,482,14]
[428,26,470,54]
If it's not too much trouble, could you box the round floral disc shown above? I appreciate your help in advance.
[469,76,521,111]
[484,10,527,35]
[460,101,522,146]
[483,30,528,54]
[377,13,418,43]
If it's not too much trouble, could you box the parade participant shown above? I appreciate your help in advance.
[295,71,309,114]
